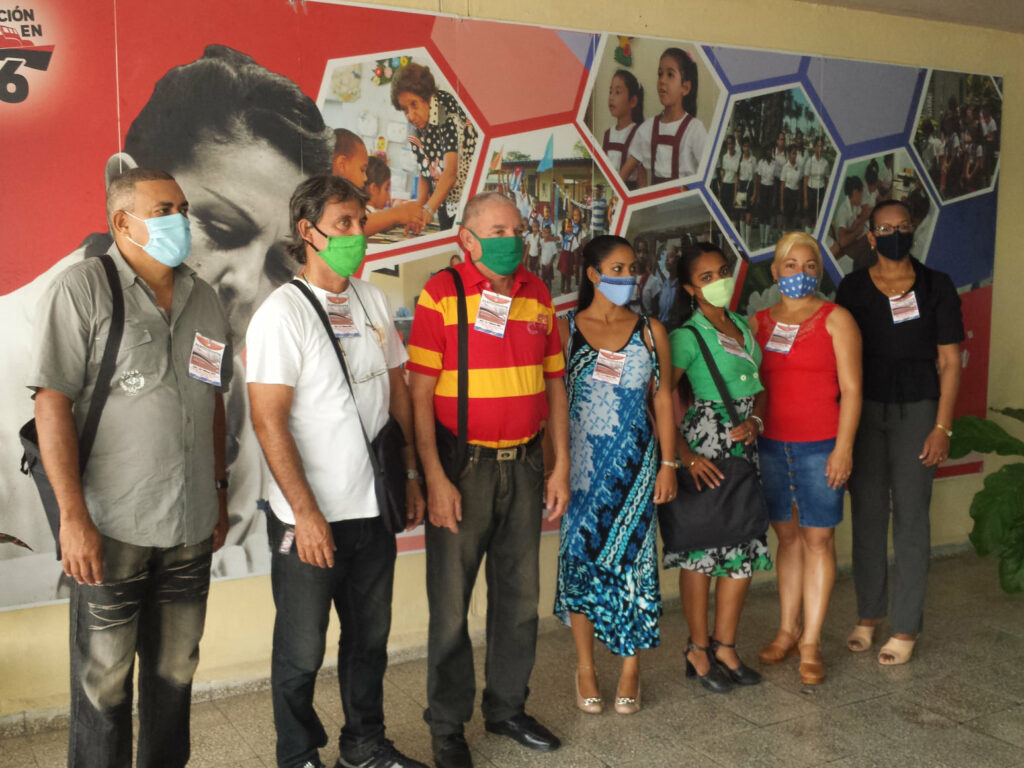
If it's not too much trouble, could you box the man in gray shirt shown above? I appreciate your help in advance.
[29,167,232,768]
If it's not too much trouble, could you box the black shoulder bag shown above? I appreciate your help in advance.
[434,267,468,483]
[657,325,769,552]
[290,279,407,534]
[19,253,125,559]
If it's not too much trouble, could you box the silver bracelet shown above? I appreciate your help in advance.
[751,415,765,434]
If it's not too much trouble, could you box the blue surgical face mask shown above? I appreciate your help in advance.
[595,274,637,306]
[123,211,192,267]
[777,271,819,299]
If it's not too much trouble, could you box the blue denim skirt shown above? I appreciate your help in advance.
[758,437,844,528]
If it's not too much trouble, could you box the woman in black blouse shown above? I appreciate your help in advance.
[835,199,963,666]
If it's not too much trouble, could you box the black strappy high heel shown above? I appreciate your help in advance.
[711,636,762,686]
[685,638,733,693]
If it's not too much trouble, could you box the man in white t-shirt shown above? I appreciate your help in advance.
[247,175,427,768]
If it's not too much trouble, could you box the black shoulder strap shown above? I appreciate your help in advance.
[443,267,468,469]
[290,279,380,474]
[77,253,125,473]
[684,324,742,428]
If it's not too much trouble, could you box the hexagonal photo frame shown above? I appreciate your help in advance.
[824,148,938,277]
[620,192,741,325]
[912,69,1002,203]
[579,34,724,194]
[473,124,620,301]
[709,85,839,255]
[315,47,485,251]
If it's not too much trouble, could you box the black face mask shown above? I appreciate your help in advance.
[875,231,914,261]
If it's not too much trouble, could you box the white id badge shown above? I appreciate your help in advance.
[187,332,226,386]
[716,331,753,362]
[592,348,626,385]
[765,322,800,354]
[278,529,295,555]
[889,291,921,324]
[474,290,512,338]
[326,295,360,338]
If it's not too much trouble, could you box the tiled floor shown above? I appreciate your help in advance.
[5,548,1024,767]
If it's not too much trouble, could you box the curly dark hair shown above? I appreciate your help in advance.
[390,63,436,110]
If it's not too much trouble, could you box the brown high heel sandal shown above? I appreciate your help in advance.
[758,628,801,665]
[798,644,825,685]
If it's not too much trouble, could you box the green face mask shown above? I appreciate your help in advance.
[466,227,523,276]
[701,276,735,308]
[312,225,366,278]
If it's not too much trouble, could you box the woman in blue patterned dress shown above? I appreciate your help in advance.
[555,236,677,715]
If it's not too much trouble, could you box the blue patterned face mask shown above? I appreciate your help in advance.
[777,271,818,299]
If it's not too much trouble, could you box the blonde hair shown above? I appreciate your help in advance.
[773,231,822,271]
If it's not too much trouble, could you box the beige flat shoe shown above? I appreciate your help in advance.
[878,636,916,665]
[847,624,876,653]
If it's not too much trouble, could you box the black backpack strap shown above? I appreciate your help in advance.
[289,279,380,474]
[684,324,742,429]
[77,253,125,472]
[443,267,468,471]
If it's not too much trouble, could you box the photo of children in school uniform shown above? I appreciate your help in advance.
[712,86,838,254]
[479,125,618,300]
[824,148,938,275]
[913,70,1002,201]
[585,36,721,191]
[621,193,738,326]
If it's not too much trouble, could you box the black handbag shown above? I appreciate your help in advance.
[657,325,769,552]
[18,253,125,559]
[291,279,407,534]
[435,266,468,483]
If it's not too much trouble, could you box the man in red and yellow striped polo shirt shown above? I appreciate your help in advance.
[408,192,569,768]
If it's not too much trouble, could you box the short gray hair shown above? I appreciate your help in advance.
[106,168,176,221]
[462,191,519,229]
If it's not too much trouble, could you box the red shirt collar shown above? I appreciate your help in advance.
[457,258,530,296]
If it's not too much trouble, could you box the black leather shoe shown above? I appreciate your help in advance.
[431,733,473,768]
[685,638,733,694]
[336,739,430,768]
[711,637,763,686]
[484,713,561,752]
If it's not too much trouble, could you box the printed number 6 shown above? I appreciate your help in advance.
[0,59,29,104]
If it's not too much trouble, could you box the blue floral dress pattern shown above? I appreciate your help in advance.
[555,313,661,656]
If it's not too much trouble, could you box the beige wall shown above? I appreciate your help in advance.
[4,0,1023,721]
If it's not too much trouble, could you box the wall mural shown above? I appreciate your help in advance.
[0,0,998,608]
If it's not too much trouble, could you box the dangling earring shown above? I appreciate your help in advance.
[690,293,697,311]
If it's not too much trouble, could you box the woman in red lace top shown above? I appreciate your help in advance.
[750,232,862,685]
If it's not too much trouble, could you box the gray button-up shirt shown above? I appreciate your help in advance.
[28,245,233,547]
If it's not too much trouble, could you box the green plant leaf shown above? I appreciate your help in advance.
[997,524,1024,594]
[951,415,1024,459]
[992,406,1024,425]
[968,464,1024,556]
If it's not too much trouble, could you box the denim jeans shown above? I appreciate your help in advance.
[424,441,545,735]
[68,536,213,768]
[267,509,397,768]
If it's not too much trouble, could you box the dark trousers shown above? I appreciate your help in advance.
[68,536,213,768]
[425,442,545,735]
[849,399,938,635]
[268,510,397,768]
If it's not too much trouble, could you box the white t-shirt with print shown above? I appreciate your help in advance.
[246,278,408,524]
